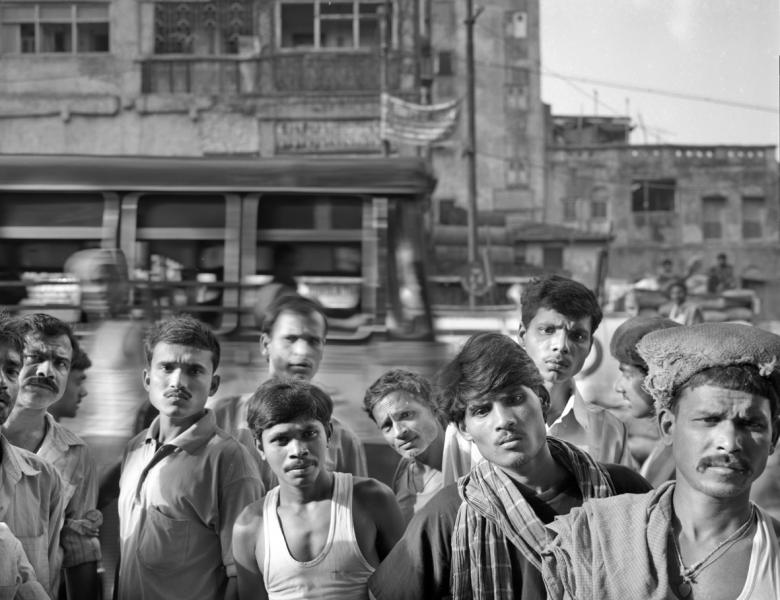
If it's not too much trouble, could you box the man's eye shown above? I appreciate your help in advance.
[303,430,319,439]
[470,406,490,417]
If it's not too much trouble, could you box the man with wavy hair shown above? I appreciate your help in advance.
[369,332,649,600]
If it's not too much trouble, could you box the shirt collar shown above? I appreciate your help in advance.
[144,409,217,454]
[547,383,588,432]
[0,434,41,483]
[41,412,84,454]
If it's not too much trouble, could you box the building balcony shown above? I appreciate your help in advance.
[140,51,403,96]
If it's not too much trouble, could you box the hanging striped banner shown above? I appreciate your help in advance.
[380,92,460,146]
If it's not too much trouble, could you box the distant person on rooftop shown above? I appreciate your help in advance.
[660,280,704,325]
[708,252,737,294]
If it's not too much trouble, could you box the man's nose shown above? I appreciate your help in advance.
[168,368,184,387]
[35,360,55,378]
[550,329,570,353]
[289,438,310,456]
[493,402,517,428]
[613,377,624,394]
[392,421,408,439]
[715,420,742,453]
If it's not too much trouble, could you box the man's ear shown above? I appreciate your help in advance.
[260,333,270,360]
[517,324,527,347]
[457,420,473,442]
[208,374,221,397]
[325,421,334,445]
[658,407,675,447]
[770,416,780,453]
[142,369,151,392]
[255,437,266,460]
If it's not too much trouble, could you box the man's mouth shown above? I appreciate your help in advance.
[699,455,751,473]
[497,434,523,446]
[285,461,314,472]
[24,378,57,393]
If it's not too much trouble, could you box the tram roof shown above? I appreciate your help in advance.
[0,154,437,196]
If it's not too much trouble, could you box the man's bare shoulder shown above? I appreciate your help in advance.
[234,497,266,545]
[352,476,396,509]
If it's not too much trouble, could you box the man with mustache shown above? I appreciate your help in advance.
[233,378,403,599]
[48,348,91,422]
[363,369,445,523]
[368,332,650,600]
[210,294,367,490]
[117,315,263,600]
[3,313,102,599]
[528,322,780,599]
[441,275,635,484]
[0,315,65,598]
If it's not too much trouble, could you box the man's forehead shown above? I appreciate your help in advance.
[24,332,72,353]
[678,385,772,413]
[272,310,325,334]
[264,417,325,434]
[151,342,213,365]
[532,307,591,329]
[0,343,21,363]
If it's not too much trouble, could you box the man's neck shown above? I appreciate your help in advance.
[672,482,753,542]
[545,379,574,426]
[279,469,335,506]
[415,429,445,472]
[502,443,570,495]
[3,407,48,453]
[156,411,202,445]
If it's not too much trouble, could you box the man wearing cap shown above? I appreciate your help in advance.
[610,315,680,486]
[526,322,780,599]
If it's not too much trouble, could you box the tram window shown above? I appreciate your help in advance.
[137,195,225,228]
[331,199,362,229]
[0,193,103,226]
[258,197,316,229]
[0,240,100,271]
[257,195,363,230]
[256,243,361,275]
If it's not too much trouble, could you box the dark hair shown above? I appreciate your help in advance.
[435,332,549,425]
[246,377,333,443]
[0,314,24,355]
[520,275,603,334]
[667,279,687,296]
[261,294,329,338]
[18,313,80,359]
[677,365,780,421]
[363,369,444,426]
[71,348,92,371]
[144,314,220,370]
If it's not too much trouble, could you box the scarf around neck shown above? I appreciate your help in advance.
[450,436,615,600]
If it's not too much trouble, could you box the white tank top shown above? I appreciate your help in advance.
[736,505,780,600]
[261,472,375,600]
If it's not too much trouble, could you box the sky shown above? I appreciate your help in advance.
[540,0,779,148]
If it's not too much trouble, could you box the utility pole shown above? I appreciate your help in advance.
[379,3,390,156]
[464,0,482,308]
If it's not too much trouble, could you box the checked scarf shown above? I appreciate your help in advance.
[450,437,616,600]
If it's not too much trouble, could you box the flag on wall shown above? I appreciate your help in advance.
[380,93,460,146]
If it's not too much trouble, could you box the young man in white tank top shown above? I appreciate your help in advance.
[232,378,404,600]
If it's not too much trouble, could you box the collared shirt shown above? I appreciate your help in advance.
[546,386,637,469]
[209,392,367,490]
[117,410,263,600]
[0,435,66,598]
[37,413,101,568]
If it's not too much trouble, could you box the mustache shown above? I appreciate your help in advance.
[285,460,315,472]
[24,377,58,393]
[698,454,751,472]
[164,388,191,399]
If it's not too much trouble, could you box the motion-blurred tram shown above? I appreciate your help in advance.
[0,153,447,447]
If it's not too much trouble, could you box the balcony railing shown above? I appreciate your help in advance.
[140,52,402,95]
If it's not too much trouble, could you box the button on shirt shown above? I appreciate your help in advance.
[117,410,263,600]
[37,413,101,569]
[0,435,66,599]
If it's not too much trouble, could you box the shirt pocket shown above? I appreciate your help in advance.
[137,506,191,572]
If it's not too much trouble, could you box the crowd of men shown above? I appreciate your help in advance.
[0,272,778,599]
